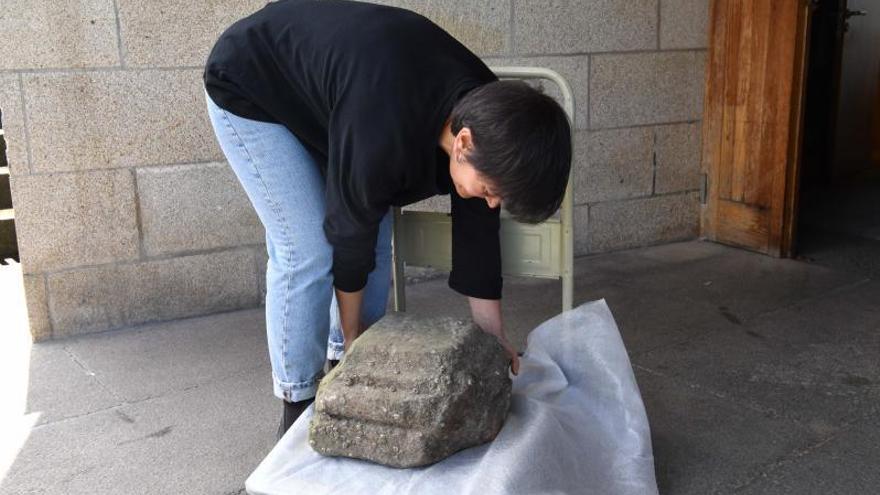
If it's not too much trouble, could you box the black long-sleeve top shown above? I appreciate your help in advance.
[204,0,502,299]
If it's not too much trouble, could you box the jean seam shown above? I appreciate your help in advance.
[219,108,297,381]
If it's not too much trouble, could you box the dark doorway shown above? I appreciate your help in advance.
[796,0,880,278]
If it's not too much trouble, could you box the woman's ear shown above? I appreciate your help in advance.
[455,127,473,162]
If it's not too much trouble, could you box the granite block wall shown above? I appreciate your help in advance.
[0,0,708,340]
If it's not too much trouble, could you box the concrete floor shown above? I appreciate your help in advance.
[1,240,878,494]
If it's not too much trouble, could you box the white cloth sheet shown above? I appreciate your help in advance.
[246,299,658,495]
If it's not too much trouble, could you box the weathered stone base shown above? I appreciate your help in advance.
[309,313,512,468]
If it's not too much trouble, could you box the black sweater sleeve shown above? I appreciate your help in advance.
[448,186,503,300]
[322,99,398,293]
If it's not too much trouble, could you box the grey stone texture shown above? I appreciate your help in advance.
[136,162,263,256]
[513,0,657,55]
[403,194,451,213]
[309,313,512,468]
[654,122,702,193]
[10,169,140,273]
[590,51,705,128]
[364,0,511,56]
[0,0,120,70]
[0,74,29,175]
[116,0,266,67]
[574,127,654,204]
[573,204,589,255]
[660,0,710,49]
[21,274,51,341]
[46,248,258,337]
[588,192,699,252]
[484,55,589,130]
[22,70,222,173]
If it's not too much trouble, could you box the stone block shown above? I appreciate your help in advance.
[654,122,702,194]
[513,0,657,55]
[0,74,29,175]
[484,55,589,130]
[0,0,119,70]
[116,0,265,67]
[22,274,51,342]
[136,162,263,256]
[660,0,710,49]
[310,313,511,467]
[589,192,699,252]
[574,127,654,204]
[363,0,510,56]
[47,248,258,337]
[590,51,705,128]
[22,70,222,173]
[574,203,589,256]
[10,170,139,273]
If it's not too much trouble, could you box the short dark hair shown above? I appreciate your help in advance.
[450,80,572,223]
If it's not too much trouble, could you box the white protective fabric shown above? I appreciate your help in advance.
[246,299,658,495]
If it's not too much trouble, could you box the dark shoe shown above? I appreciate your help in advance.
[277,397,315,440]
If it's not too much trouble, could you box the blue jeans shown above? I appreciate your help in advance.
[205,92,393,402]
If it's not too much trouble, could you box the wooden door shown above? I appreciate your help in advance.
[701,0,812,256]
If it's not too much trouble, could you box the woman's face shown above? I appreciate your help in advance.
[448,130,502,209]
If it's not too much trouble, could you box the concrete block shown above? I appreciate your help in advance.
[310,313,511,467]
[574,127,654,204]
[513,0,657,55]
[10,169,139,273]
[0,0,119,70]
[46,248,258,337]
[574,203,589,256]
[588,192,699,252]
[116,0,265,67]
[660,0,710,49]
[64,307,269,402]
[22,70,222,173]
[0,74,29,175]
[136,162,263,256]
[22,274,51,342]
[590,51,705,128]
[363,0,510,56]
[484,55,589,130]
[654,122,702,194]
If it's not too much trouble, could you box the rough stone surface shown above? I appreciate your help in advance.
[22,70,221,173]
[654,122,702,194]
[0,0,120,70]
[590,51,705,128]
[21,273,52,341]
[10,169,140,273]
[513,0,657,54]
[589,192,699,252]
[136,162,263,256]
[363,0,510,56]
[660,0,710,49]
[574,204,590,256]
[117,0,265,67]
[309,313,511,468]
[574,127,654,204]
[46,248,258,337]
